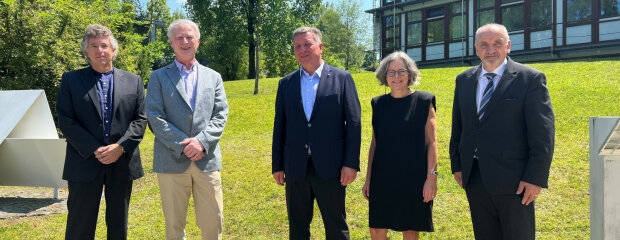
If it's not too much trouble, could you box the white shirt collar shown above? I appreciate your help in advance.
[479,58,508,79]
[174,59,198,73]
[300,62,324,79]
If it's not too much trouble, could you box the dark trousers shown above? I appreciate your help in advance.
[465,160,535,240]
[285,157,350,240]
[65,165,133,240]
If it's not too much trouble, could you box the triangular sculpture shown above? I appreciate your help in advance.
[0,90,67,188]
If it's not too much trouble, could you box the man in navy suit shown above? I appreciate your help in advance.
[450,23,555,239]
[272,26,361,240]
[57,24,146,239]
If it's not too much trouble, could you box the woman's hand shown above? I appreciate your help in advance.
[362,181,370,201]
[422,175,437,203]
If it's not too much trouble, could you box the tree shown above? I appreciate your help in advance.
[0,0,163,121]
[186,0,247,81]
[334,0,366,71]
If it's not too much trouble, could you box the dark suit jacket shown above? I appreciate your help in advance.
[57,67,147,182]
[272,64,362,181]
[449,57,555,194]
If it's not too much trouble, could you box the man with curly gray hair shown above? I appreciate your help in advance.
[57,24,146,239]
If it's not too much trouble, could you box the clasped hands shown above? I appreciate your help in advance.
[181,138,205,161]
[453,171,542,205]
[272,166,357,186]
[94,143,123,164]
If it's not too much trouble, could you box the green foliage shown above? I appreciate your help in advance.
[2,57,618,239]
[317,0,369,71]
[0,0,162,117]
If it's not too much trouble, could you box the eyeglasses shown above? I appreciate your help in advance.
[387,69,408,77]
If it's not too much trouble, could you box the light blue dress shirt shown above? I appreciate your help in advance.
[175,59,198,110]
[300,62,324,121]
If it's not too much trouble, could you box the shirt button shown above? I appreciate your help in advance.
[105,134,109,136]
[105,120,109,123]
[305,144,308,148]
[105,107,108,110]
[189,115,193,119]
[307,123,311,127]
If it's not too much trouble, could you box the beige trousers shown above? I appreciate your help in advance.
[157,162,223,240]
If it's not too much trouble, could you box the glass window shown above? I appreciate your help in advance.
[451,2,466,14]
[531,0,552,28]
[407,11,422,22]
[450,16,466,39]
[428,7,445,18]
[477,9,495,28]
[427,20,445,42]
[477,0,494,9]
[601,0,620,18]
[407,23,422,45]
[386,26,401,39]
[567,0,592,22]
[502,5,524,31]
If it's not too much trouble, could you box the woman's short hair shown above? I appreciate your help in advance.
[167,19,201,40]
[80,24,118,59]
[375,51,420,87]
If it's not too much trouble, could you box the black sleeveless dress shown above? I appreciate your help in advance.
[368,91,436,231]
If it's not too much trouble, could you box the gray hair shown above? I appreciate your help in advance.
[80,24,118,59]
[375,51,420,87]
[292,26,322,44]
[475,23,510,43]
[167,19,201,40]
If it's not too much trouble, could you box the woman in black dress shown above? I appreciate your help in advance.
[362,51,438,240]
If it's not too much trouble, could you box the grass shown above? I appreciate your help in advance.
[1,56,619,239]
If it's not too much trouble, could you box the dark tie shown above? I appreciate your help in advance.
[478,73,497,120]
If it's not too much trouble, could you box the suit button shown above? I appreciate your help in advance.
[305,144,308,149]
[307,123,311,127]
[189,115,193,119]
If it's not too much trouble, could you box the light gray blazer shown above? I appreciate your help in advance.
[145,62,228,173]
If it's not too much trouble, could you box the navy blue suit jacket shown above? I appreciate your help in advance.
[272,64,361,181]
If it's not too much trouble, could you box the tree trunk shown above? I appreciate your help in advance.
[247,0,256,80]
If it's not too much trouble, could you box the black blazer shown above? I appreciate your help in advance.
[272,64,362,181]
[57,67,147,182]
[449,57,555,194]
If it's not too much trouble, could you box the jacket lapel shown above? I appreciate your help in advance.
[479,57,517,123]
[112,67,123,118]
[466,65,482,125]
[309,64,330,122]
[193,63,206,113]
[290,69,306,121]
[82,68,102,119]
[164,63,192,110]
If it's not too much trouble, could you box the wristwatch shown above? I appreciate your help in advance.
[427,170,438,176]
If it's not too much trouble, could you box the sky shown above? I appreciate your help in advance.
[138,0,375,16]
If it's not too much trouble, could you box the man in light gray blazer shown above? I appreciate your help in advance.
[145,19,228,240]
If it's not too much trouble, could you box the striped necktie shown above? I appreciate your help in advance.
[478,73,497,120]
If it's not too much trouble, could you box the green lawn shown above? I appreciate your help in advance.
[1,57,619,239]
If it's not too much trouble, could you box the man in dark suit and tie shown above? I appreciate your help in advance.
[450,23,555,239]
[272,26,361,240]
[57,24,146,239]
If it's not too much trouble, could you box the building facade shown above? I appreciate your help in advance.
[366,0,620,65]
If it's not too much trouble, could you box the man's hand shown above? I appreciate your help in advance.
[454,171,463,188]
[94,143,124,165]
[273,171,285,186]
[516,181,542,205]
[181,138,205,161]
[340,166,357,186]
